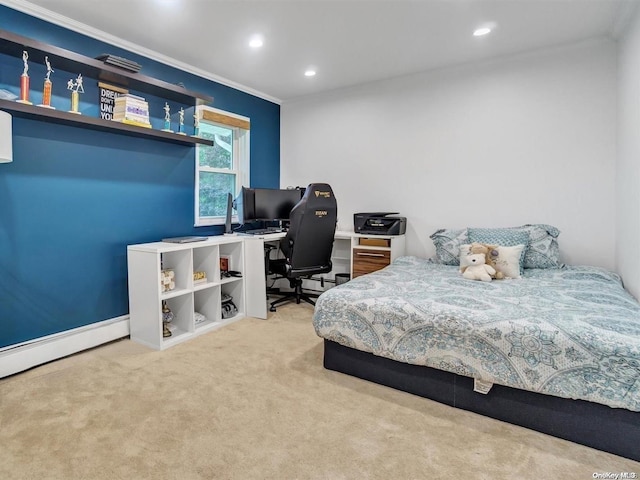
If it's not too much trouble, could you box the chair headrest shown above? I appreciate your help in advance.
[302,183,336,208]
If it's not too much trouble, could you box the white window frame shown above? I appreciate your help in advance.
[195,105,250,227]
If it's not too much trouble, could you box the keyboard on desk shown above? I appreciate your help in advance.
[241,228,285,235]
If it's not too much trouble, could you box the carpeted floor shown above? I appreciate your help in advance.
[1,303,639,479]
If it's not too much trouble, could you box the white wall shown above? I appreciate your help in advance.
[281,40,617,270]
[617,6,640,299]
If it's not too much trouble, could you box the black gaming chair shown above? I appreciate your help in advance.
[268,183,337,312]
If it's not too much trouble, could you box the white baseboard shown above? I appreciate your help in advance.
[0,316,130,378]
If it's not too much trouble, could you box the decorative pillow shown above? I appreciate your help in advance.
[510,224,561,269]
[430,228,468,265]
[460,244,525,279]
[491,245,526,279]
[468,228,529,273]
[467,228,530,248]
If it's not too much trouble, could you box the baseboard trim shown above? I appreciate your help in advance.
[0,316,130,378]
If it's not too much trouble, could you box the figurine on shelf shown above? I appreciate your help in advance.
[44,56,53,81]
[38,56,55,109]
[193,112,200,137]
[177,107,186,135]
[67,74,84,114]
[162,102,173,132]
[22,50,29,75]
[162,300,175,338]
[75,73,84,93]
[16,50,32,105]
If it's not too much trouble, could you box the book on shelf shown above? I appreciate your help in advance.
[119,118,153,129]
[114,93,147,102]
[113,111,150,121]
[113,112,149,122]
[114,97,148,106]
[114,116,151,125]
[114,101,148,111]
[114,95,149,110]
[112,93,151,127]
[113,105,150,117]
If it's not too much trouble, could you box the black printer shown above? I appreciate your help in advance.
[354,212,407,235]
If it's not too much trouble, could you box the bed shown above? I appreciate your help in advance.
[312,254,640,461]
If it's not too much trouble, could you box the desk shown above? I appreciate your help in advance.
[243,231,405,319]
[127,231,406,349]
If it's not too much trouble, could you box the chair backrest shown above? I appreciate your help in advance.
[281,183,337,277]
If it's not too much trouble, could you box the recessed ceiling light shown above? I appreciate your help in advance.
[249,36,263,48]
[156,0,180,7]
[473,27,492,37]
[304,69,316,77]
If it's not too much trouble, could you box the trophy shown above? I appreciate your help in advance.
[37,56,55,109]
[16,50,32,105]
[162,102,173,132]
[193,112,200,137]
[67,74,84,114]
[177,107,186,135]
[162,300,174,338]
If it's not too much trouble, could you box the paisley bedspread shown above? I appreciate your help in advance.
[312,256,640,411]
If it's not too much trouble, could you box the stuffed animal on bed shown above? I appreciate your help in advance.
[461,253,496,282]
[460,242,505,280]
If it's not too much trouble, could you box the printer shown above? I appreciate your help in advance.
[354,212,407,235]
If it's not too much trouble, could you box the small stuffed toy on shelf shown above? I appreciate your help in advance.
[461,253,495,282]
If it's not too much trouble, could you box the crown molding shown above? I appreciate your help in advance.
[0,0,282,105]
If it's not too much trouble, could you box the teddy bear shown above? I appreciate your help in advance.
[460,242,505,280]
[461,253,496,282]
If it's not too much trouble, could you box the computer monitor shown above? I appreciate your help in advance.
[232,186,256,225]
[254,188,304,221]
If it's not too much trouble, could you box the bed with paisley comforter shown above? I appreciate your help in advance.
[312,256,640,460]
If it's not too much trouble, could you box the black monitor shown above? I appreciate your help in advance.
[232,186,256,225]
[254,188,304,221]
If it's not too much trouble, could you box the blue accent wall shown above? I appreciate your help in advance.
[0,6,280,348]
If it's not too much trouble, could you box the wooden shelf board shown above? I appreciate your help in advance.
[0,29,213,104]
[1,99,214,146]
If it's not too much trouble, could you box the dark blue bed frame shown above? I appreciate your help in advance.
[323,339,640,462]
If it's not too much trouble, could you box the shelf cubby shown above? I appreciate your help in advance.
[194,287,222,326]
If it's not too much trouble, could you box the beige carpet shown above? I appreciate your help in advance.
[1,303,638,480]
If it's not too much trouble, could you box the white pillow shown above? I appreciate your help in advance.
[459,244,525,279]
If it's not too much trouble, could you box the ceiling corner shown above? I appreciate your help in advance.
[609,1,640,39]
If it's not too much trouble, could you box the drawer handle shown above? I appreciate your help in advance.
[356,252,385,257]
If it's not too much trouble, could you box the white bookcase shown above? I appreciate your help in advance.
[127,237,245,350]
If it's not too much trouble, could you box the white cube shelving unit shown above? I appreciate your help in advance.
[127,237,245,350]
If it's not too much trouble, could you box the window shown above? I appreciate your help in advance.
[195,106,250,226]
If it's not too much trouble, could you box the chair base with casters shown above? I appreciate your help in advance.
[268,258,328,311]
[269,277,321,312]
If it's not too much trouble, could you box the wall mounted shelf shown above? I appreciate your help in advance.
[0,29,217,146]
[0,29,213,105]
[0,99,213,146]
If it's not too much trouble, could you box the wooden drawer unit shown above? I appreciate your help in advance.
[353,248,391,278]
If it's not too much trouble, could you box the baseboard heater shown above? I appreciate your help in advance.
[0,316,130,378]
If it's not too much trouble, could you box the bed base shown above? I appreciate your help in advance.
[323,339,640,462]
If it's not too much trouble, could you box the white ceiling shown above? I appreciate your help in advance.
[4,0,636,103]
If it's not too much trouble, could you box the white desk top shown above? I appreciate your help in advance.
[128,230,404,251]
[236,230,393,240]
